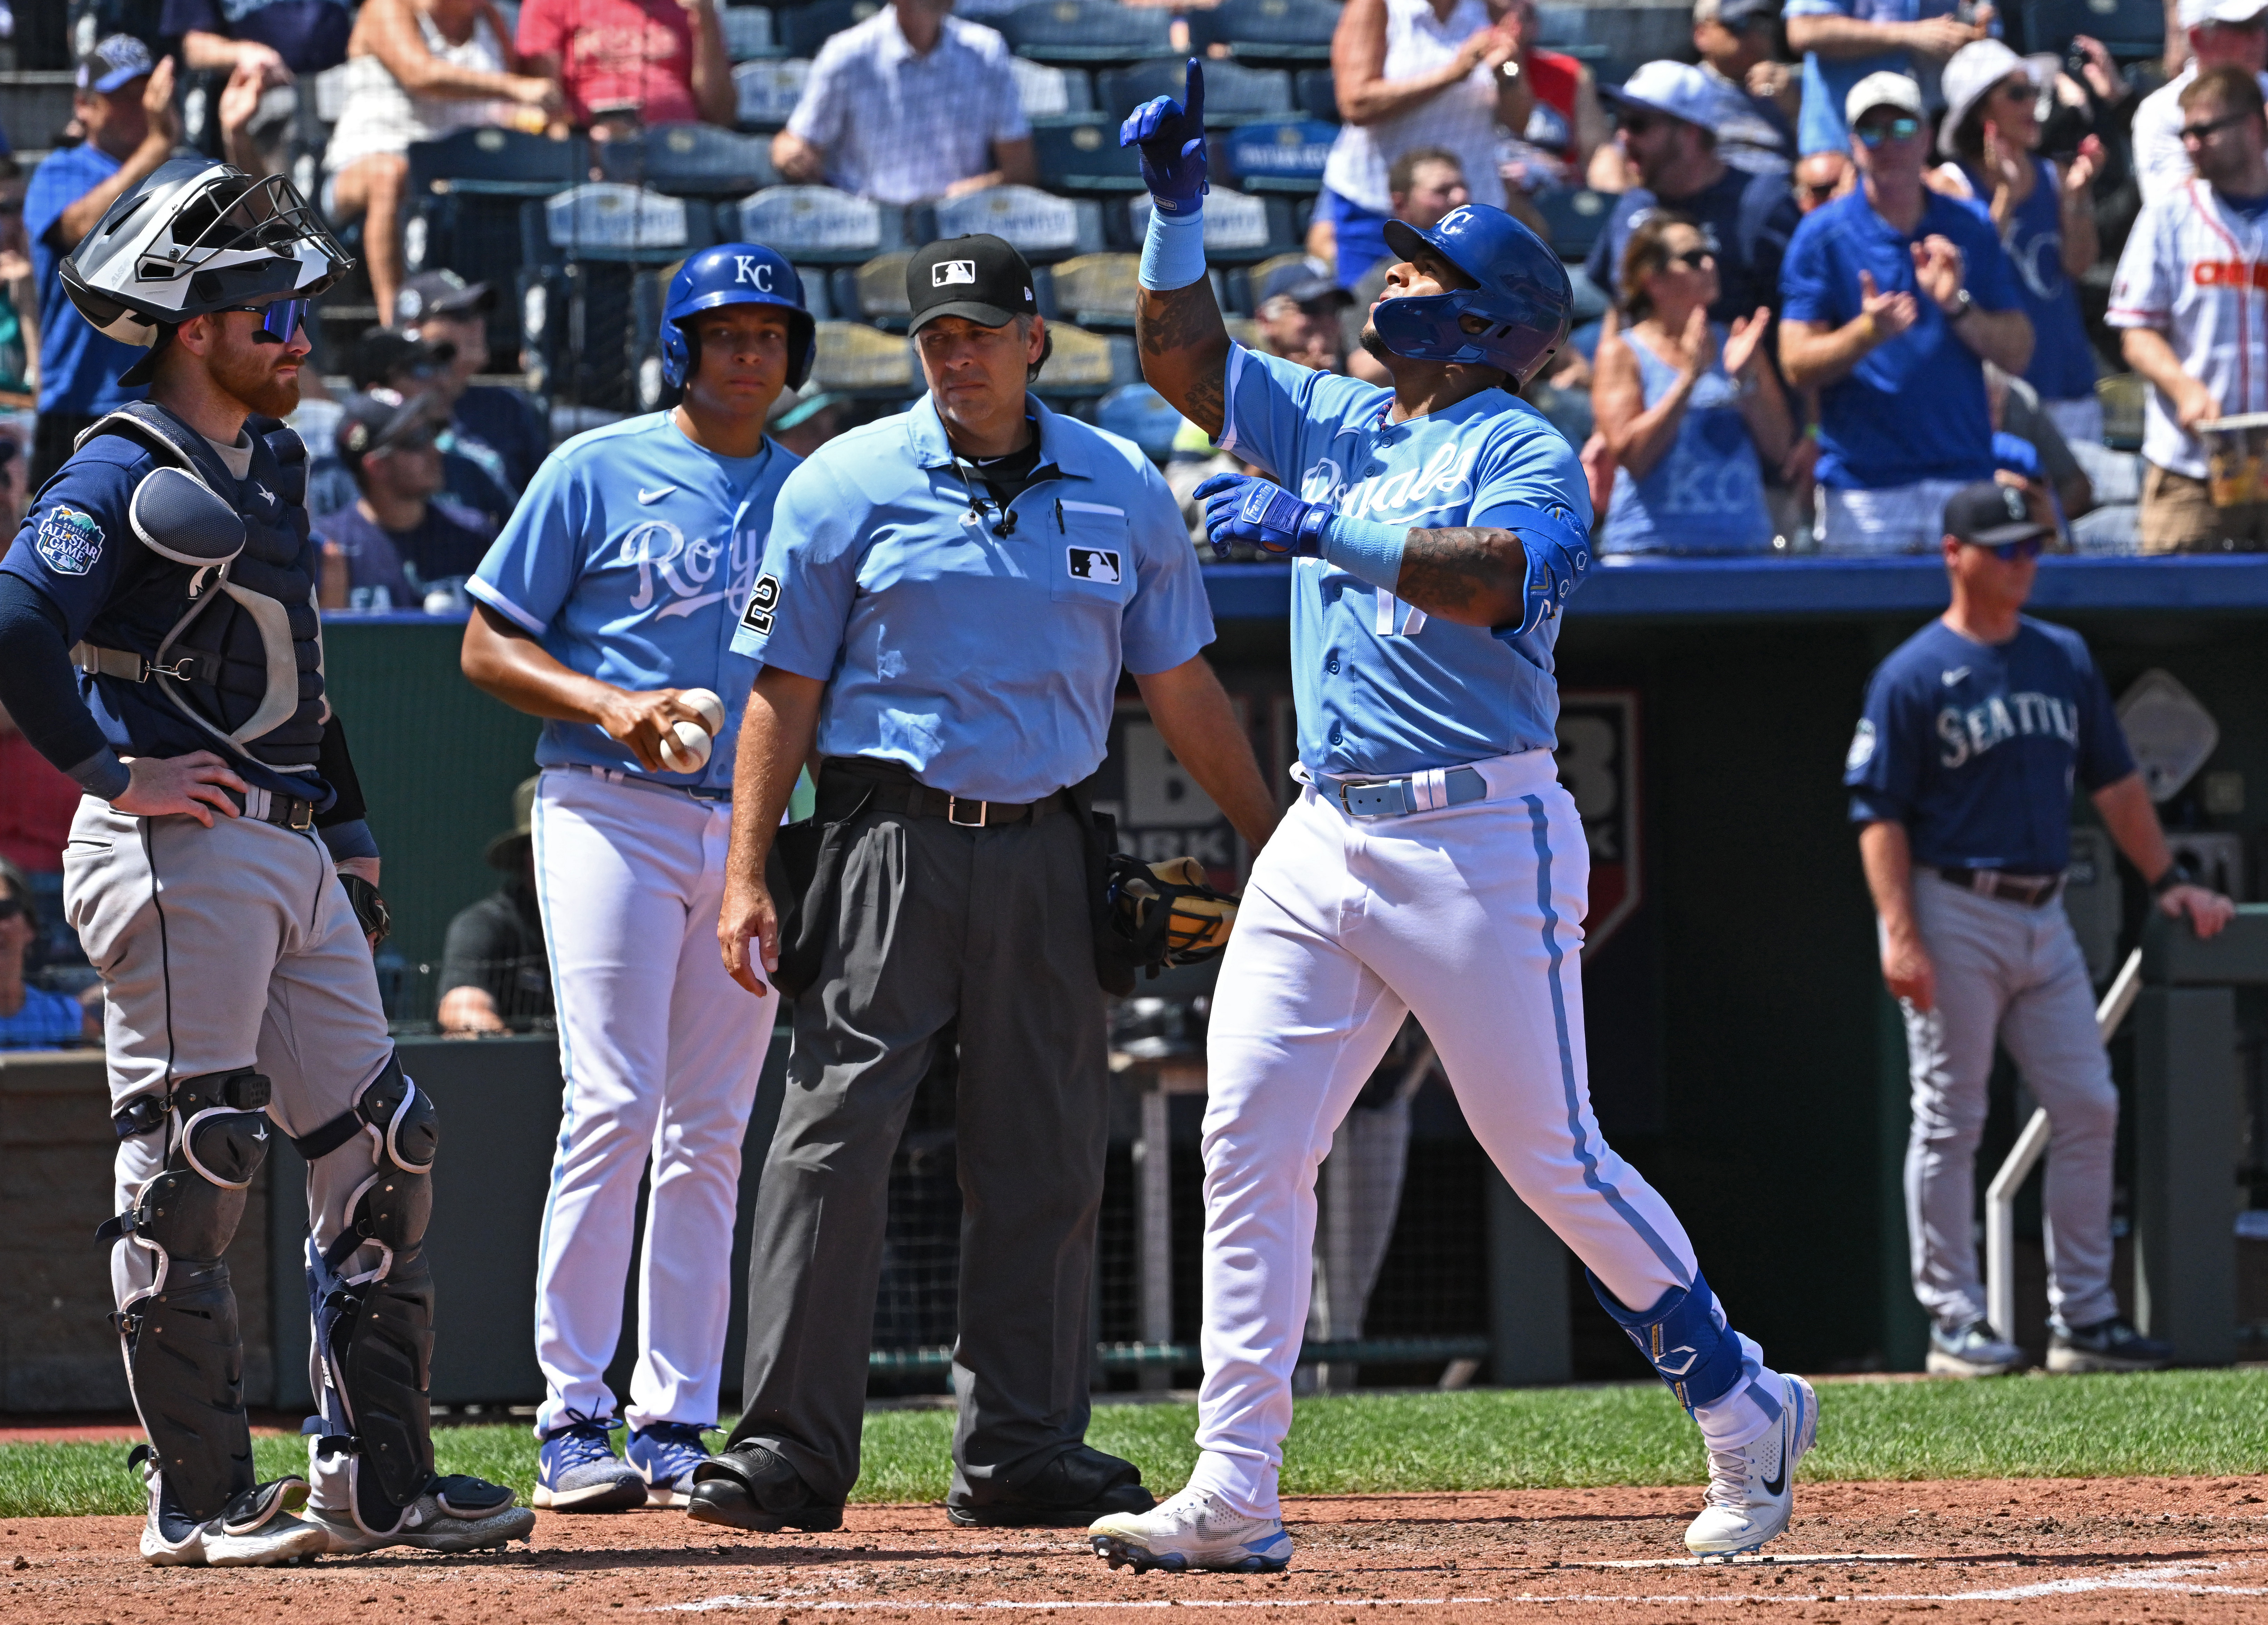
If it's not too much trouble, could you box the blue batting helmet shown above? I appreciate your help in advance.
[1368,205,1571,387]
[659,241,815,391]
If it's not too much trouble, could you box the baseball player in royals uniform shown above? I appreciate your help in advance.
[460,244,808,1510]
[1093,64,1814,1574]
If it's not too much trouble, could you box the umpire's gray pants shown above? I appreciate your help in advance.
[1894,877,2121,1335]
[726,797,1108,1506]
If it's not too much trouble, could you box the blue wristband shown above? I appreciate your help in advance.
[1139,205,1208,292]
[1319,515,1407,593]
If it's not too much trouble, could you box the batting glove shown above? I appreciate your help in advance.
[1194,471,1332,560]
[1120,58,1209,215]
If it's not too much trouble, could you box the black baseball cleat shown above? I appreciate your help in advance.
[685,1443,845,1533]
[2048,1316,2173,1373]
[945,1445,1155,1528]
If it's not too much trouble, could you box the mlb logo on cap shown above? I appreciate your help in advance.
[933,260,977,287]
[906,235,1039,333]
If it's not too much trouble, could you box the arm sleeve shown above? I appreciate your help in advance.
[2073,645,2138,790]
[1844,667,1919,823]
[313,711,380,862]
[2104,203,2173,327]
[1118,457,1215,676]
[0,573,116,786]
[1777,213,1836,325]
[727,458,862,678]
[786,42,852,147]
[467,450,586,634]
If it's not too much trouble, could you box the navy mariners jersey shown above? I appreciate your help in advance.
[1219,343,1592,778]
[469,412,798,792]
[1844,616,2135,873]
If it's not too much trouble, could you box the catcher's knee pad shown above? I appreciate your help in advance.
[1587,1268,1743,1412]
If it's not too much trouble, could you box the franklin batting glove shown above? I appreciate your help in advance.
[1193,471,1330,560]
[1120,58,1209,214]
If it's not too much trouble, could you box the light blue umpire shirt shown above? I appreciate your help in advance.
[731,392,1214,805]
[1218,343,1592,779]
[468,411,800,793]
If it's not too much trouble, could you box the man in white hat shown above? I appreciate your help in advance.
[1779,71,2034,552]
[2133,0,2268,205]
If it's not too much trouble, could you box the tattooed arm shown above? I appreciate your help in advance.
[1136,280,1232,441]
[1392,527,1531,629]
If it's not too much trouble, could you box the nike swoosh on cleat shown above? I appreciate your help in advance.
[638,486,677,503]
[1761,1401,1796,1497]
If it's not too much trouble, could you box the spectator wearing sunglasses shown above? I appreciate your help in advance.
[2108,65,2268,550]
[1794,148,1853,210]
[0,859,95,1050]
[1780,72,2033,552]
[1844,475,2230,1381]
[2131,0,2268,207]
[317,387,496,612]
[1586,61,1803,330]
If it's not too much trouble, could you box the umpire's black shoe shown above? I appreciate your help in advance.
[945,1445,1156,1528]
[685,1443,845,1534]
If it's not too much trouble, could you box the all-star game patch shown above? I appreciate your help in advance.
[740,571,781,635]
[34,506,105,576]
[1067,547,1121,585]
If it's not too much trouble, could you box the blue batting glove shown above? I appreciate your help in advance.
[1120,58,1209,215]
[1194,471,1330,561]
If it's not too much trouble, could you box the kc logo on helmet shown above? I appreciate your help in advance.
[732,255,773,290]
[932,260,977,287]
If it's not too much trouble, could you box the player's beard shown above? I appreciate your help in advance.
[209,338,302,419]
[1359,323,1398,367]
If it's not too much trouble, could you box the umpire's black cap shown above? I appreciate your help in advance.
[1944,480,2053,547]
[907,235,1037,334]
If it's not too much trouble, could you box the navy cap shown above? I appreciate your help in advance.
[1258,261,1352,309]
[1944,479,2053,547]
[395,270,494,325]
[77,34,154,96]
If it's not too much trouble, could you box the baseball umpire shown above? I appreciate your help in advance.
[461,243,810,1510]
[0,157,531,1563]
[1091,63,1812,1573]
[1847,479,2234,1377]
[693,232,1281,1533]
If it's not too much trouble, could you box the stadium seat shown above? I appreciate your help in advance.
[1186,0,1340,66]
[407,126,586,197]
[934,183,1106,260]
[1010,57,1096,118]
[404,129,586,366]
[530,184,717,268]
[598,124,779,198]
[847,251,916,328]
[518,185,718,412]
[1129,186,1293,263]
[1532,186,1614,263]
[999,0,1175,67]
[1096,382,1185,462]
[1032,116,1147,193]
[775,0,886,58]
[734,184,912,263]
[721,5,780,60]
[2010,0,2163,60]
[1034,321,1134,397]
[1050,252,1140,330]
[734,59,811,129]
[1098,58,1294,127]
[1294,68,1340,123]
[812,319,918,393]
[1224,118,1336,193]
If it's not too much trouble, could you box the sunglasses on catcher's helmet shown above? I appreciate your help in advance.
[220,296,314,345]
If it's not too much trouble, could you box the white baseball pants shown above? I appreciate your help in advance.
[1189,748,1782,1517]
[531,768,778,1436]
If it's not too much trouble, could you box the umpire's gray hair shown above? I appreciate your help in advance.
[1014,315,1054,383]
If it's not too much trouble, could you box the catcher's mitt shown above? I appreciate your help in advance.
[338,873,392,949]
[1106,854,1237,976]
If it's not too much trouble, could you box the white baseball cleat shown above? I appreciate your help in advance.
[1089,1486,1293,1574]
[1684,1374,1818,1558]
[137,1460,328,1568]
[305,1475,536,1556]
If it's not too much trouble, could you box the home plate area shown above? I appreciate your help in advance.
[6,1480,2266,1623]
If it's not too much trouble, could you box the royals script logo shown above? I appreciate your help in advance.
[614,519,763,619]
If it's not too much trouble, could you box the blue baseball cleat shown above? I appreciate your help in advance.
[627,1421,714,1508]
[534,1413,647,1512]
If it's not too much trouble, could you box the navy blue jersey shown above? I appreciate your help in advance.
[1844,616,2135,873]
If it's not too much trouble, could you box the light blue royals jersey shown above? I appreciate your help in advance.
[468,412,799,792]
[1219,344,1592,779]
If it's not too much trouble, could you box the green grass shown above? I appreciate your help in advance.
[6,1370,2263,1520]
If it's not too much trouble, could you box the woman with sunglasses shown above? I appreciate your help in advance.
[1593,212,1797,552]
[1930,40,2106,449]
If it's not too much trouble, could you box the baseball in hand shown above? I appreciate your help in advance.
[660,718,713,772]
[680,687,726,734]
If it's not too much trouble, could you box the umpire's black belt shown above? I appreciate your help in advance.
[225,783,317,831]
[1935,866,2066,908]
[820,756,1065,828]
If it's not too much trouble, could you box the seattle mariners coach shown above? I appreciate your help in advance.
[0,157,531,1563]
[1091,63,1814,1573]
[691,232,1281,1533]
[460,244,810,1510]
[1847,479,2234,1378]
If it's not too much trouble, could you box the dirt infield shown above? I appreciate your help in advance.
[3,1478,2263,1623]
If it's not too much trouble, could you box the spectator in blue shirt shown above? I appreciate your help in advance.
[1780,71,2033,552]
[0,859,94,1050]
[25,37,180,489]
[165,0,355,85]
[1784,0,1987,155]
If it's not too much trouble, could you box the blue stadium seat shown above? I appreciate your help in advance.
[999,0,1174,67]
[721,5,781,60]
[2010,0,2163,60]
[1224,118,1336,193]
[1097,381,1187,462]
[934,184,1107,261]
[734,59,811,130]
[1010,57,1096,118]
[1098,58,1294,127]
[810,319,920,394]
[404,129,586,367]
[407,126,586,198]
[1186,0,1340,66]
[775,0,886,57]
[1129,187,1294,263]
[598,124,780,198]
[1532,186,1613,264]
[732,184,912,263]
[1294,68,1340,123]
[1032,116,1147,192]
[527,184,719,269]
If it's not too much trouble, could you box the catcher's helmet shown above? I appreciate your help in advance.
[1369,203,1571,388]
[61,156,351,385]
[659,242,815,391]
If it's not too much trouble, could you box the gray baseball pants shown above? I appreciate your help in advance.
[1895,876,2121,1335]
[725,794,1109,1507]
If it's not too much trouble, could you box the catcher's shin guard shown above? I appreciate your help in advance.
[99,1068,275,1522]
[299,1054,441,1523]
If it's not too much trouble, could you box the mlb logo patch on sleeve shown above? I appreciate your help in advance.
[34,506,105,575]
[1067,547,1121,585]
[740,571,781,634]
